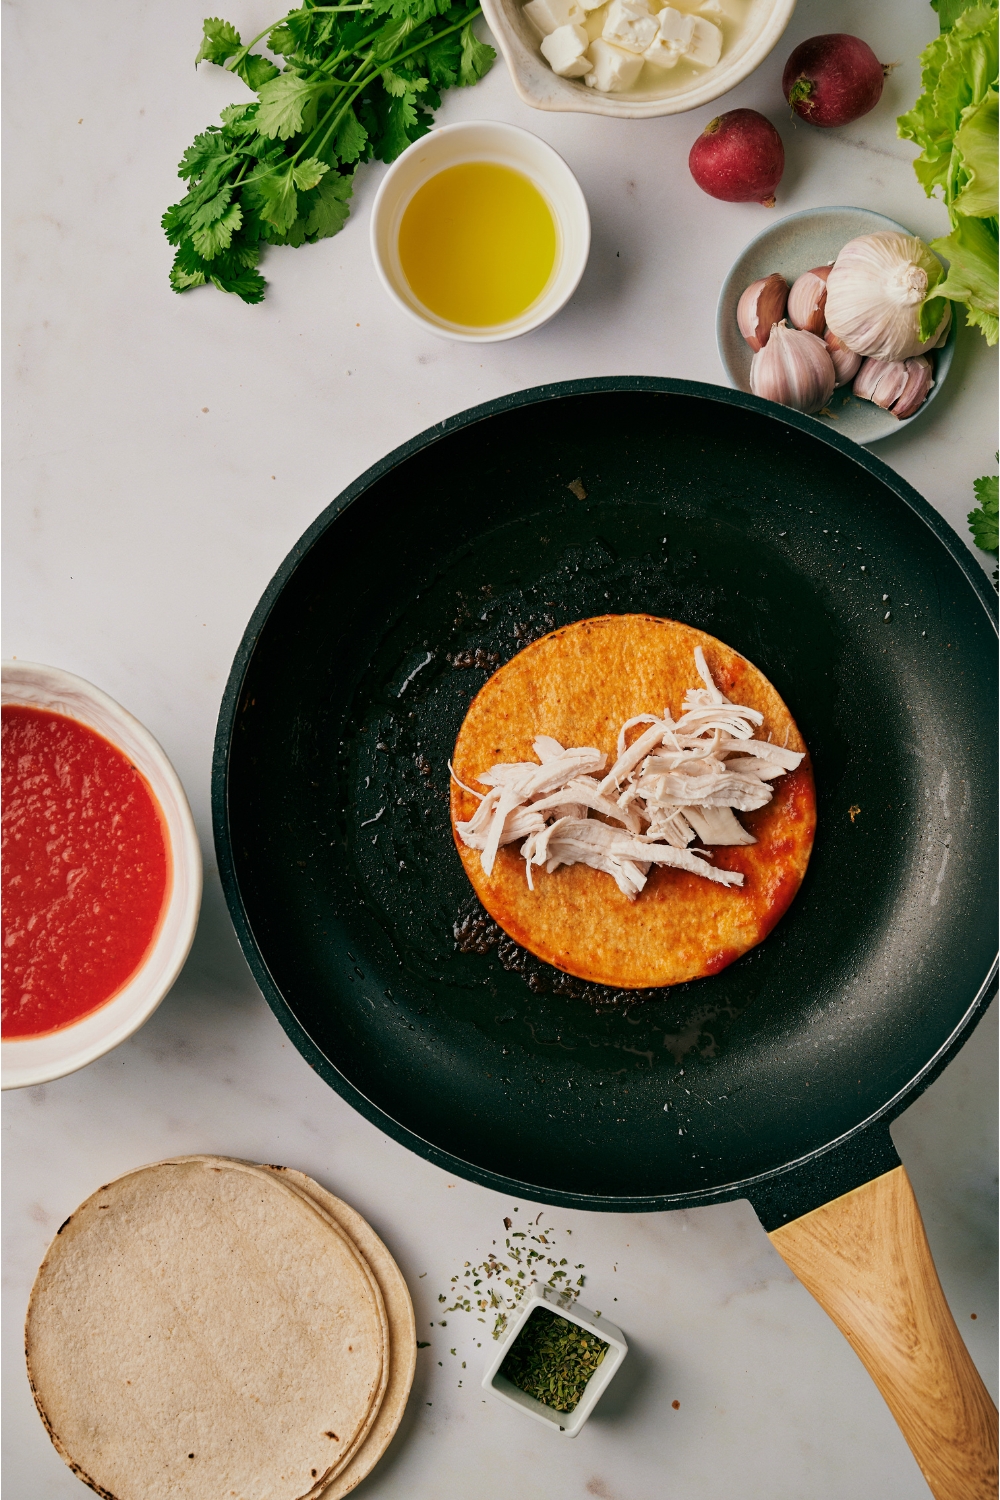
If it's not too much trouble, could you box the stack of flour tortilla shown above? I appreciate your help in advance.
[25,1156,416,1500]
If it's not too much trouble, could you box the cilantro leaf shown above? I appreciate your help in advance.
[305,171,354,238]
[334,111,369,165]
[219,102,260,131]
[255,74,321,140]
[210,266,267,302]
[192,200,243,257]
[969,471,999,554]
[170,255,207,292]
[378,88,423,161]
[178,128,226,180]
[252,169,300,232]
[267,24,297,55]
[382,67,429,96]
[422,30,461,86]
[458,19,495,85]
[234,52,281,89]
[189,185,235,228]
[196,17,241,67]
[292,157,329,191]
[385,0,453,22]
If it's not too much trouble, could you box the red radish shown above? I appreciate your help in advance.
[688,110,784,207]
[783,35,888,128]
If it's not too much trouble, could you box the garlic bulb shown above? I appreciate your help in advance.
[825,233,951,360]
[824,329,862,386]
[737,274,788,352]
[854,354,934,420]
[750,320,836,414]
[787,265,831,335]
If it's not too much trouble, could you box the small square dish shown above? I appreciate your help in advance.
[482,1284,628,1435]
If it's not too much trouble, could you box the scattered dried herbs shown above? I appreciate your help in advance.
[439,1212,585,1339]
[499,1307,607,1413]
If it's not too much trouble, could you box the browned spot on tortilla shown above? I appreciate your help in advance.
[450,614,816,989]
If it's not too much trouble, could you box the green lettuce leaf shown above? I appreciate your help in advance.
[897,5,999,198]
[931,215,1000,339]
[951,89,999,216]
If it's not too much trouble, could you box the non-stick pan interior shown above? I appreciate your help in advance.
[222,386,997,1205]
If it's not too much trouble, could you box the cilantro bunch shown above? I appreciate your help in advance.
[968,464,999,560]
[898,0,998,344]
[164,3,495,302]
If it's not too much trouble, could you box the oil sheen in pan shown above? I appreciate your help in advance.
[338,532,840,1069]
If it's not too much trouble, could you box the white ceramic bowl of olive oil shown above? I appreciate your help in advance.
[369,121,590,342]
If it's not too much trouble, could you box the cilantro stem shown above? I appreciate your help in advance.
[301,8,481,164]
[225,23,282,72]
[223,2,374,74]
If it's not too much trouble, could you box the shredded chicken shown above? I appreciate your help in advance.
[453,647,804,898]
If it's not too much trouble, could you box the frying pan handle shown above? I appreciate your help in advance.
[769,1164,998,1500]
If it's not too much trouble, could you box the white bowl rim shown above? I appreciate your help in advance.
[1,661,203,1088]
[480,0,797,118]
[369,120,590,344]
[714,204,958,445]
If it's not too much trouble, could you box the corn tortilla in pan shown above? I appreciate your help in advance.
[450,614,816,989]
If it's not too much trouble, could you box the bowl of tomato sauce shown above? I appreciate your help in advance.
[2,662,202,1088]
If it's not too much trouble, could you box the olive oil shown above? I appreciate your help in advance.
[398,161,557,327]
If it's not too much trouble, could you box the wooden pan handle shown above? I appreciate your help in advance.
[769,1164,997,1499]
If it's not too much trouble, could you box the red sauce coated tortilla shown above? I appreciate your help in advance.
[450,615,816,989]
[2,706,170,1038]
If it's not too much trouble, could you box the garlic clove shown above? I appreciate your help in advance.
[854,354,934,419]
[787,265,831,335]
[749,320,836,414]
[892,355,935,418]
[825,232,951,361]
[737,273,788,352]
[824,328,862,386]
[853,355,909,409]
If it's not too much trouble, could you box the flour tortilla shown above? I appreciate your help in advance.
[261,1167,416,1498]
[26,1157,385,1500]
[451,614,816,988]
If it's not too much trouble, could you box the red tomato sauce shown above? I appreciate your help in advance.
[2,705,170,1039]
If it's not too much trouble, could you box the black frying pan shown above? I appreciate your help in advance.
[213,379,998,1496]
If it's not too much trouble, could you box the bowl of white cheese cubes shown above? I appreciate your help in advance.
[479,0,795,116]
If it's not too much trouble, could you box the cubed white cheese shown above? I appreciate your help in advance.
[643,30,681,66]
[697,0,741,22]
[540,21,593,74]
[602,0,659,52]
[643,6,722,67]
[578,0,606,13]
[584,37,644,89]
[685,12,722,64]
[524,0,584,37]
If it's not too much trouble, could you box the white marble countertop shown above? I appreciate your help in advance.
[3,0,997,1495]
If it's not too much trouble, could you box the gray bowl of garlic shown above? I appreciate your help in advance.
[716,206,957,445]
[479,0,795,117]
